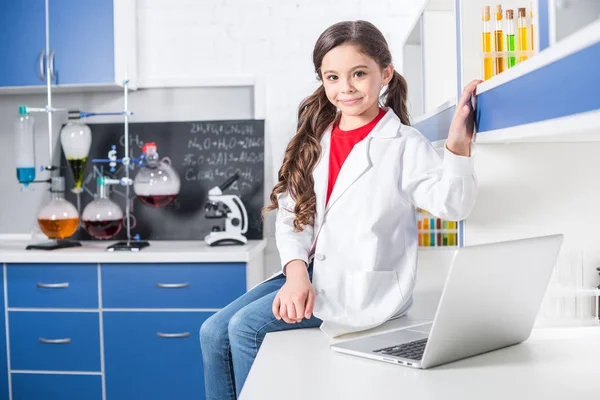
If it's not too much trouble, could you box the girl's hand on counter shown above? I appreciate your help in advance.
[272,260,315,324]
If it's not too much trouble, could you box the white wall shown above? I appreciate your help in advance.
[422,9,457,112]
[403,44,424,118]
[465,142,600,292]
[0,0,427,274]
[553,0,600,44]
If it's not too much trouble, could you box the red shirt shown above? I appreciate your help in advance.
[326,108,386,204]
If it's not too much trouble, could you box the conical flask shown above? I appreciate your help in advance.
[37,176,80,239]
[60,120,91,194]
[82,177,124,240]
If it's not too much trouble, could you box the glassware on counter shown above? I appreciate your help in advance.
[82,177,125,240]
[133,142,180,208]
[37,176,80,239]
[14,106,36,186]
[60,120,92,194]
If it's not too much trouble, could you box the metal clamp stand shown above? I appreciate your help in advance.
[105,81,149,252]
[20,0,145,251]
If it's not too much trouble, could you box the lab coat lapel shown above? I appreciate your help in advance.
[325,137,372,213]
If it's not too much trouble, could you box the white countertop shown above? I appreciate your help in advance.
[0,237,268,263]
[240,252,600,400]
[241,323,600,400]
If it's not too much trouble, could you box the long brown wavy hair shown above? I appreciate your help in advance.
[263,20,410,231]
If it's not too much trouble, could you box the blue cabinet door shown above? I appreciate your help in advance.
[0,267,9,400]
[102,263,247,309]
[6,264,99,308]
[104,312,213,400]
[49,0,115,85]
[12,373,102,400]
[9,311,101,372]
[0,0,47,87]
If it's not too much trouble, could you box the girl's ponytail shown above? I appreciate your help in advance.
[383,71,411,126]
[263,85,336,231]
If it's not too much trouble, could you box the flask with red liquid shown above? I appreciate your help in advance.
[133,142,180,208]
[82,177,125,239]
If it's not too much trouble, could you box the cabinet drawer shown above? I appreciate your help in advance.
[104,311,212,399]
[9,311,101,372]
[102,263,247,308]
[7,264,98,308]
[12,373,102,400]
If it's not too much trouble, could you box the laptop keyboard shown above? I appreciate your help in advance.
[373,338,428,360]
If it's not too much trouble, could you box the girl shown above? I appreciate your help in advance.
[200,20,479,399]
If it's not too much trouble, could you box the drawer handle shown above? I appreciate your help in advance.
[36,282,69,289]
[156,282,190,289]
[156,332,191,339]
[39,338,71,344]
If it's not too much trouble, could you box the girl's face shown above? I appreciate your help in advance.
[320,44,393,117]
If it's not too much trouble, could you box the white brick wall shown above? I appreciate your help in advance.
[136,0,424,275]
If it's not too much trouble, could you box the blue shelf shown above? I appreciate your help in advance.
[413,101,455,142]
[412,19,600,145]
[476,41,600,134]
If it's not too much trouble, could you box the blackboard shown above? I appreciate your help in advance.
[61,119,264,241]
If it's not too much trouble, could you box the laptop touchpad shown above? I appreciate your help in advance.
[360,328,430,351]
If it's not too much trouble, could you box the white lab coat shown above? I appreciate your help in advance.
[272,108,477,337]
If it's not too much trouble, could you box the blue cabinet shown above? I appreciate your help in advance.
[104,312,213,400]
[1,267,8,400]
[0,0,136,91]
[1,261,250,399]
[49,0,115,85]
[12,373,102,400]
[0,0,47,87]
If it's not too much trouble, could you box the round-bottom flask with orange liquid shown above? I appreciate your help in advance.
[37,176,80,239]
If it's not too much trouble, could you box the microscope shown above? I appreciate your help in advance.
[204,173,249,246]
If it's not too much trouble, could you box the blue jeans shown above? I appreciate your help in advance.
[199,265,322,399]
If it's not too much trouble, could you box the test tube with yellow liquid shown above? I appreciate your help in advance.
[530,4,535,51]
[482,6,493,80]
[494,5,505,74]
[518,7,529,63]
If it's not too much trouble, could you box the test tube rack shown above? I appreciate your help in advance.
[416,208,459,248]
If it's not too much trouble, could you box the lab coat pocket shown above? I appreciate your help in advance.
[344,270,404,327]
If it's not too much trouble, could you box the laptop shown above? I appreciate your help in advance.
[330,234,564,369]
